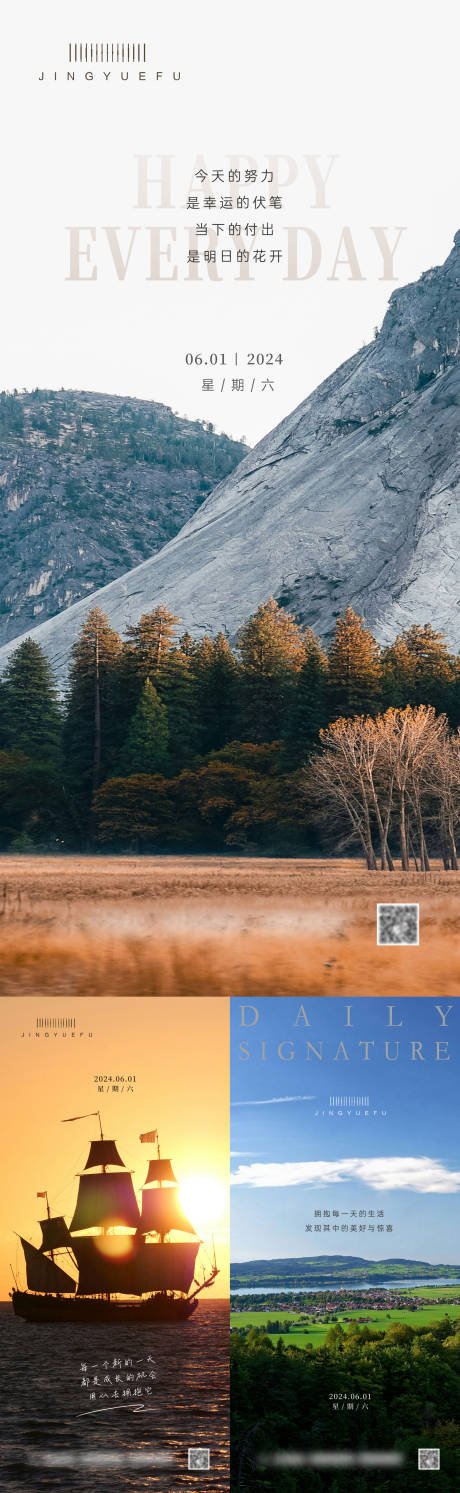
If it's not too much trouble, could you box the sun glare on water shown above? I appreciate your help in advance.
[179,1176,226,1233]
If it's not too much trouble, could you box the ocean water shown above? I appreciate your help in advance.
[0,1300,229,1492]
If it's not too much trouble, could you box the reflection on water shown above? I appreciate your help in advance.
[0,1300,229,1491]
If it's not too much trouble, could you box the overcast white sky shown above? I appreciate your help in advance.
[1,0,458,444]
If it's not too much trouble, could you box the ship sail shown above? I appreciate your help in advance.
[84,1139,126,1170]
[140,1185,197,1237]
[39,1216,72,1252]
[20,1238,76,1294]
[70,1172,140,1233]
[144,1157,177,1185]
[71,1237,200,1296]
[139,1241,200,1294]
[73,1237,143,1297]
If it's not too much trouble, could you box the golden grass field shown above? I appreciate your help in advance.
[0,854,459,997]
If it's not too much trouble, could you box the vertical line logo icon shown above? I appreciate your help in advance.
[67,43,148,64]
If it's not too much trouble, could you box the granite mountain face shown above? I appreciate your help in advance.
[1,234,459,682]
[0,389,247,646]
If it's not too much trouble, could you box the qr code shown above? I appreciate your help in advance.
[188,1448,210,1471]
[418,1448,440,1470]
[377,903,419,945]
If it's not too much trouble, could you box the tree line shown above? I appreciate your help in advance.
[1,597,460,858]
[0,389,247,483]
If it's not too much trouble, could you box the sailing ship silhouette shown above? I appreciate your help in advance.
[11,1113,218,1322]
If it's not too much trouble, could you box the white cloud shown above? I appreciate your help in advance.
[231,1096,315,1107]
[230,1156,460,1194]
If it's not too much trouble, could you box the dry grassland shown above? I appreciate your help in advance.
[0,855,458,998]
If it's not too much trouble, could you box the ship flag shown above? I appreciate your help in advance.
[140,1130,158,1143]
[62,1112,100,1123]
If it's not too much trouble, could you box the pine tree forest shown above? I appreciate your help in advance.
[2,598,460,865]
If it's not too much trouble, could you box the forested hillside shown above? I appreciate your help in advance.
[0,388,247,643]
[231,1324,460,1491]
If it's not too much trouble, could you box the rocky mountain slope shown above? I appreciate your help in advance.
[1,232,459,682]
[0,389,247,645]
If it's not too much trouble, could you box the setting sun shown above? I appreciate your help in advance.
[179,1175,226,1234]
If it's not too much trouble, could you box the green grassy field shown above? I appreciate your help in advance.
[398,1285,460,1299]
[230,1304,460,1349]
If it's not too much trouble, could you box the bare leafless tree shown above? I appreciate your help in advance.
[428,731,460,870]
[306,717,378,869]
[379,706,446,871]
[305,704,456,871]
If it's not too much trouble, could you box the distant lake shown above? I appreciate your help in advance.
[231,1277,460,1296]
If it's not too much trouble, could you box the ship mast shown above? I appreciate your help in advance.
[64,1112,140,1300]
[34,1187,75,1280]
[157,1133,164,1244]
[139,1131,202,1293]
[99,1112,109,1300]
[43,1191,53,1262]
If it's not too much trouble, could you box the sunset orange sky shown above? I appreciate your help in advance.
[0,996,229,1299]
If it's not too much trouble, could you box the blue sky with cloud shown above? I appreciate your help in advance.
[230,998,460,1263]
